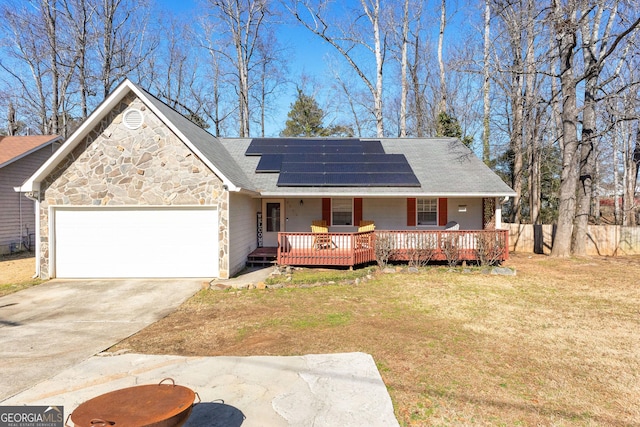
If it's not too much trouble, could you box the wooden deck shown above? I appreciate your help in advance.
[276,229,509,267]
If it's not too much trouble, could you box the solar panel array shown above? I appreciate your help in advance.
[246,138,420,187]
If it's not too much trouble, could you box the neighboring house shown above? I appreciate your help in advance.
[19,79,515,280]
[0,135,61,255]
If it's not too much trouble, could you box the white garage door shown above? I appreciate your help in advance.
[54,207,219,278]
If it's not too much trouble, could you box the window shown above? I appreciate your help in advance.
[332,198,353,226]
[417,198,437,225]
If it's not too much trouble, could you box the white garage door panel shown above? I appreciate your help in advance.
[55,208,218,278]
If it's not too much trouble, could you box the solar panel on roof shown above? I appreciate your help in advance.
[277,172,325,186]
[255,154,283,172]
[281,162,325,173]
[361,140,385,153]
[249,137,421,187]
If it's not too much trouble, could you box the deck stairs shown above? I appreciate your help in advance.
[247,247,277,267]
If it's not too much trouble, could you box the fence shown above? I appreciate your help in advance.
[506,223,640,256]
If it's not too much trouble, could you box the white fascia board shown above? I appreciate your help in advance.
[18,82,133,193]
[126,84,241,192]
[258,191,516,198]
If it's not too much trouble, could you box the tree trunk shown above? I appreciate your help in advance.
[481,0,491,165]
[571,77,597,255]
[7,102,17,135]
[42,0,60,135]
[437,0,446,115]
[550,5,580,258]
[613,120,620,224]
[524,0,539,224]
[625,127,640,226]
[399,0,409,137]
[511,75,523,224]
[411,33,424,137]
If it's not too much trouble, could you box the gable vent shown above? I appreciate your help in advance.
[123,108,143,130]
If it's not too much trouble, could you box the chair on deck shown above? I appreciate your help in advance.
[444,221,459,230]
[356,220,375,249]
[311,220,335,249]
[358,220,375,232]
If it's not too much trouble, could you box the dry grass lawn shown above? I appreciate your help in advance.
[0,253,40,296]
[109,253,640,426]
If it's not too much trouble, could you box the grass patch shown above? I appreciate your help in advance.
[0,279,43,297]
[111,254,640,426]
[266,266,375,286]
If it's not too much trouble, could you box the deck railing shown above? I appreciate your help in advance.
[277,229,509,267]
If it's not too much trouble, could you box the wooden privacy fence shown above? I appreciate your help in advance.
[506,223,640,256]
[277,229,509,267]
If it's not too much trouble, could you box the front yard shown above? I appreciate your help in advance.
[108,254,640,426]
[0,253,41,297]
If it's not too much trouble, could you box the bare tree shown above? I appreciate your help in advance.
[95,0,158,98]
[201,0,272,137]
[550,0,640,257]
[290,0,387,137]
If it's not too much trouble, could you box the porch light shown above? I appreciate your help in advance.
[458,205,467,212]
[299,199,304,206]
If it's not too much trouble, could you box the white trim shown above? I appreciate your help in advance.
[416,197,438,226]
[259,192,516,198]
[331,197,353,226]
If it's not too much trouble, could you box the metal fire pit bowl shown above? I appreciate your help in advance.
[67,378,199,427]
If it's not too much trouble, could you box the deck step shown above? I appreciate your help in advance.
[247,247,278,267]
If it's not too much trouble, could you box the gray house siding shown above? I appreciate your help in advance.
[0,147,55,254]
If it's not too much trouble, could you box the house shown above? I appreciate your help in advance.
[19,79,515,279]
[0,135,61,255]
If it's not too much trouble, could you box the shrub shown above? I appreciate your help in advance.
[375,232,395,268]
[474,232,506,266]
[441,233,460,267]
[405,233,437,267]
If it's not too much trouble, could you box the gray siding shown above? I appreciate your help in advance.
[0,147,55,254]
[228,193,258,276]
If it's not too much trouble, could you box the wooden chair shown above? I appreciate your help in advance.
[311,220,335,249]
[356,220,375,249]
[358,220,375,232]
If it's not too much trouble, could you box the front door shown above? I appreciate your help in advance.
[262,199,285,247]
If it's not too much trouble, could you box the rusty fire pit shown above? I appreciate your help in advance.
[67,378,198,427]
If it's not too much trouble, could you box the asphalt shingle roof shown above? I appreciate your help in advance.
[0,135,60,168]
[218,137,515,197]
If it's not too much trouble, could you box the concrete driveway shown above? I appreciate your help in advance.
[0,278,202,400]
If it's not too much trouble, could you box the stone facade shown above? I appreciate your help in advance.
[38,94,229,278]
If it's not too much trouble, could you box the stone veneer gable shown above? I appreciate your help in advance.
[38,93,229,278]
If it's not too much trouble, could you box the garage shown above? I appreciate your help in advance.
[53,207,219,278]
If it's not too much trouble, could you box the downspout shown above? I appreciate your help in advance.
[18,190,23,251]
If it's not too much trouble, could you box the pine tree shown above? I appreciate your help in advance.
[436,111,473,147]
[281,89,353,137]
